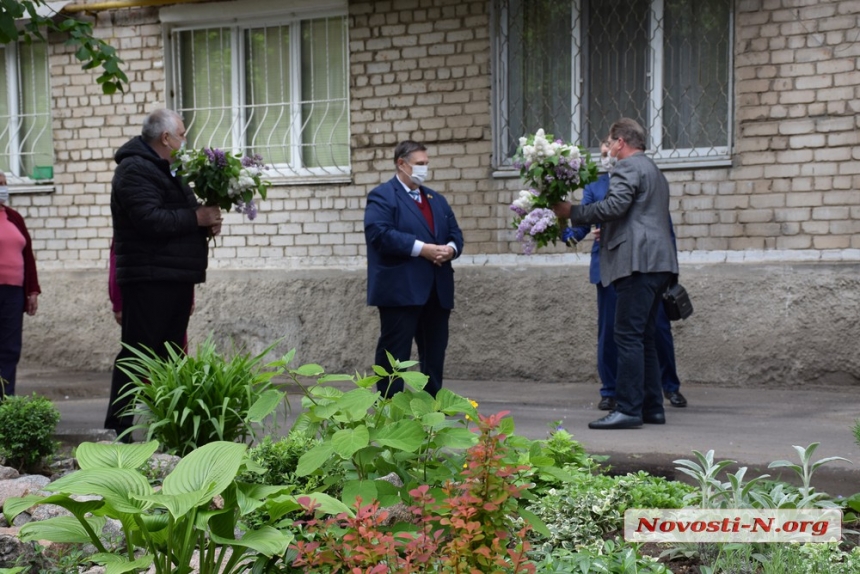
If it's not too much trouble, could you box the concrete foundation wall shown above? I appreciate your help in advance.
[24,261,860,388]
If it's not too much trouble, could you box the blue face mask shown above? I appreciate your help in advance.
[0,186,8,204]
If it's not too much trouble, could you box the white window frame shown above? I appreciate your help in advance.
[161,0,351,183]
[0,40,54,185]
[492,0,734,171]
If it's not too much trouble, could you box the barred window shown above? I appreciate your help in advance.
[493,0,732,166]
[0,41,53,180]
[164,5,349,180]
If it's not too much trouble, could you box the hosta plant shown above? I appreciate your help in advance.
[3,440,348,574]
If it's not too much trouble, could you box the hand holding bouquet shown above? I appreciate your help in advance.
[509,129,597,254]
[173,148,270,220]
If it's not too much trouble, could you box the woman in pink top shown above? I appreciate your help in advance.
[0,172,40,398]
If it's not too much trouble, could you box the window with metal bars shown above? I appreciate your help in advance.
[166,12,350,180]
[493,0,732,167]
[0,41,53,181]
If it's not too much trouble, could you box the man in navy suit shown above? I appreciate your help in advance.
[572,140,687,413]
[364,141,464,397]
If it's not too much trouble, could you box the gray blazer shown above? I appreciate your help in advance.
[569,152,678,287]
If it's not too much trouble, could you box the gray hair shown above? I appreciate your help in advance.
[609,118,647,151]
[141,109,183,143]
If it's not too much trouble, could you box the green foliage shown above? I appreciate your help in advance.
[0,393,59,471]
[0,1,127,94]
[272,350,482,503]
[2,440,340,574]
[525,470,694,550]
[245,433,340,496]
[675,445,845,510]
[117,337,285,456]
[532,540,670,574]
[697,541,860,574]
[290,411,537,573]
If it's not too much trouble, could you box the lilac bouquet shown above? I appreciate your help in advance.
[509,129,598,254]
[172,148,270,220]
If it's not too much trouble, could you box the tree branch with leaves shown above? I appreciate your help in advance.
[0,0,128,94]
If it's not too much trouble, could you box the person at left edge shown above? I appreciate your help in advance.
[105,109,222,440]
[364,140,464,398]
[0,171,40,399]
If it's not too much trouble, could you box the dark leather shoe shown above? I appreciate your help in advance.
[589,411,643,429]
[643,412,666,424]
[664,391,687,408]
[598,396,616,411]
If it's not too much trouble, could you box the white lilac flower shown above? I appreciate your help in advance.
[510,189,537,215]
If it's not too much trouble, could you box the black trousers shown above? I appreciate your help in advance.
[374,288,450,398]
[0,285,24,397]
[105,281,194,433]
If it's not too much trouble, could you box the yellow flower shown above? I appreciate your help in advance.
[469,400,478,409]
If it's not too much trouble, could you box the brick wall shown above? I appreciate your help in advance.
[8,0,860,270]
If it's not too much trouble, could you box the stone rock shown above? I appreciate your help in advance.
[0,474,51,509]
[0,529,34,569]
[48,456,79,480]
[147,453,181,480]
[30,503,72,522]
[376,472,414,526]
[0,467,20,480]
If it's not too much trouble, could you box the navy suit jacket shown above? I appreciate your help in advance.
[364,176,464,309]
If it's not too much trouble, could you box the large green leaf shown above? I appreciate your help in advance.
[372,419,425,452]
[334,389,379,421]
[3,493,104,524]
[435,389,476,416]
[19,515,106,544]
[331,425,370,458]
[75,441,159,470]
[266,492,352,521]
[235,482,295,516]
[342,480,378,508]
[247,389,286,423]
[292,363,325,377]
[48,469,153,514]
[209,525,292,557]
[434,427,478,449]
[296,441,334,477]
[90,553,154,574]
[400,371,428,392]
[162,441,247,498]
[135,487,210,520]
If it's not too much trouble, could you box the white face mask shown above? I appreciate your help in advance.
[0,186,8,204]
[402,163,429,186]
[600,155,613,171]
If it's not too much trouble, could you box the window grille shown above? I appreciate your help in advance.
[0,41,53,180]
[168,15,350,179]
[493,0,732,166]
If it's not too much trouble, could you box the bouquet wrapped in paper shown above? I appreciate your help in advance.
[509,129,598,254]
[173,148,270,220]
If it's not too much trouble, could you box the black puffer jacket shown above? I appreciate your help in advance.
[111,136,208,285]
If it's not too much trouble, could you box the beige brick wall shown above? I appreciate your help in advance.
[7,0,860,269]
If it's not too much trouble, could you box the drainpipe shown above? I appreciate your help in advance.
[63,0,209,13]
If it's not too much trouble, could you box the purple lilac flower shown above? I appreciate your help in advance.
[213,148,228,168]
[204,147,216,163]
[510,204,528,217]
[516,208,555,240]
[234,199,258,220]
[241,153,265,168]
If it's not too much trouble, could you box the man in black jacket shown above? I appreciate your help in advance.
[105,109,221,439]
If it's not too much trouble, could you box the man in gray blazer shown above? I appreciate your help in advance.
[552,118,678,429]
